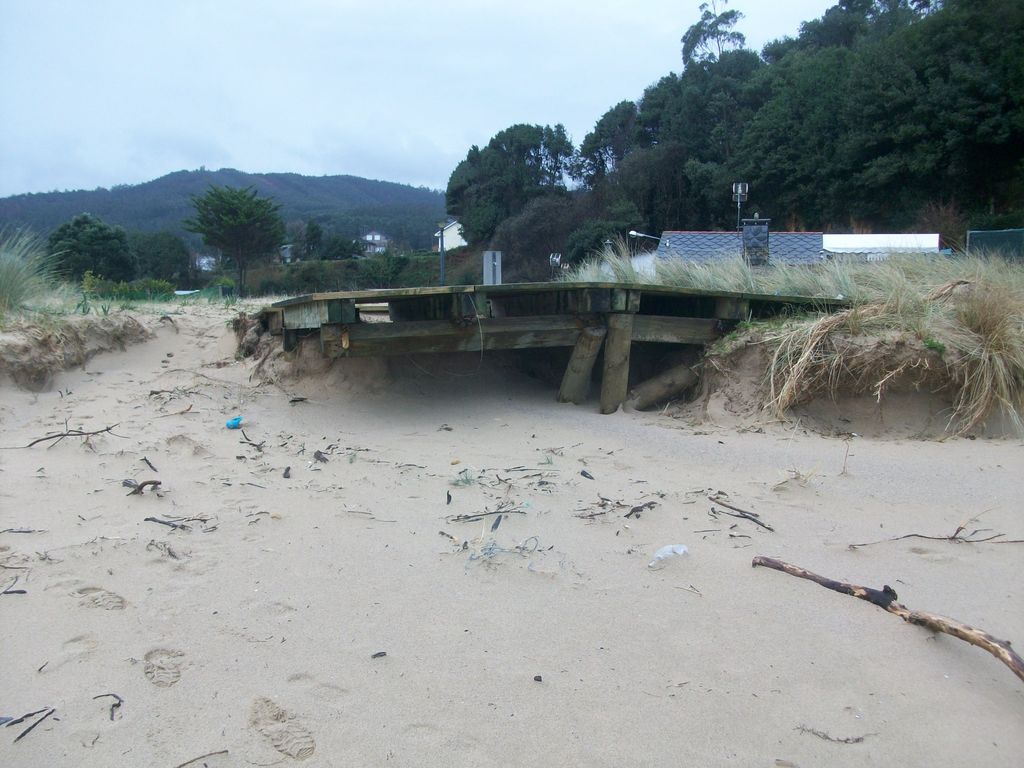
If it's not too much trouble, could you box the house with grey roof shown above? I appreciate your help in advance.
[632,230,940,273]
[655,230,825,264]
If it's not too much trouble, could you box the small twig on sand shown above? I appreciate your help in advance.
[22,424,123,448]
[708,495,774,532]
[239,430,265,451]
[752,555,1024,685]
[92,693,123,721]
[625,501,658,519]
[126,480,162,496]
[849,512,1024,548]
[447,504,526,524]
[13,707,55,743]
[144,516,190,531]
[141,456,158,472]
[154,403,194,418]
[4,707,48,727]
[2,576,27,595]
[674,584,703,597]
[172,753,228,768]
[849,531,1024,548]
[796,725,870,744]
[172,749,229,768]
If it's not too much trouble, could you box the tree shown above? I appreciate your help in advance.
[128,231,190,284]
[681,0,746,67]
[184,186,285,295]
[576,101,640,187]
[322,234,361,260]
[304,219,323,259]
[446,124,575,245]
[489,195,579,281]
[48,213,135,282]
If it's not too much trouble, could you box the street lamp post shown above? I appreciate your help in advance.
[438,220,446,286]
[628,230,660,245]
[732,182,749,231]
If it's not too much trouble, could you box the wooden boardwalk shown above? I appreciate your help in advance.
[265,282,833,413]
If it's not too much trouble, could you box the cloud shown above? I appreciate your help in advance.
[0,0,835,197]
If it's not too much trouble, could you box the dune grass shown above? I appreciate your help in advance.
[757,259,1024,434]
[563,241,1024,433]
[0,228,60,320]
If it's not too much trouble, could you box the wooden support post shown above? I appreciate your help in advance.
[715,296,749,321]
[599,313,635,414]
[264,309,283,336]
[612,288,642,313]
[557,326,607,405]
[470,291,491,318]
[326,298,357,324]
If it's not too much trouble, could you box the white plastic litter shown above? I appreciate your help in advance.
[648,544,688,568]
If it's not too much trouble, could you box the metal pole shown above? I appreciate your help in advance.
[736,198,741,231]
[439,223,446,286]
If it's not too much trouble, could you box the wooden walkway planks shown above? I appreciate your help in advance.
[320,315,592,358]
[266,281,839,413]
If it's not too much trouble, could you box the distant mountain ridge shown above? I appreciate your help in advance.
[0,168,446,249]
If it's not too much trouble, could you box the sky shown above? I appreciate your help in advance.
[0,0,837,198]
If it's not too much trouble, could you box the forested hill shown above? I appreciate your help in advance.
[0,169,445,248]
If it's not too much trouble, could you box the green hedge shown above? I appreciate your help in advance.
[82,271,175,300]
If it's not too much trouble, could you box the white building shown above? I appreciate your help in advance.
[435,219,466,251]
[822,233,940,259]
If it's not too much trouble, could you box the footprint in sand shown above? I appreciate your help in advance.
[77,587,127,610]
[45,634,99,672]
[143,648,185,687]
[249,697,316,760]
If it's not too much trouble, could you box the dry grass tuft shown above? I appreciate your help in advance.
[762,273,1024,434]
[0,228,59,319]
[944,285,1024,432]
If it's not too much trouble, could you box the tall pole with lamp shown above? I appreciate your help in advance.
[438,220,446,286]
[732,182,748,231]
[628,230,660,246]
[628,230,661,277]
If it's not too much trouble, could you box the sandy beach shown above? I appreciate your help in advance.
[1,304,1022,767]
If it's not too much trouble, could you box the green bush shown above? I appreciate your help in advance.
[82,271,175,300]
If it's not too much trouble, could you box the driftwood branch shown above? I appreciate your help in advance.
[23,424,123,448]
[752,556,1024,685]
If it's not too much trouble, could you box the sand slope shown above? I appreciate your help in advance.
[1,305,1022,767]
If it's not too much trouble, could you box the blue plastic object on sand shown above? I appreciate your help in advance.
[225,416,243,429]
